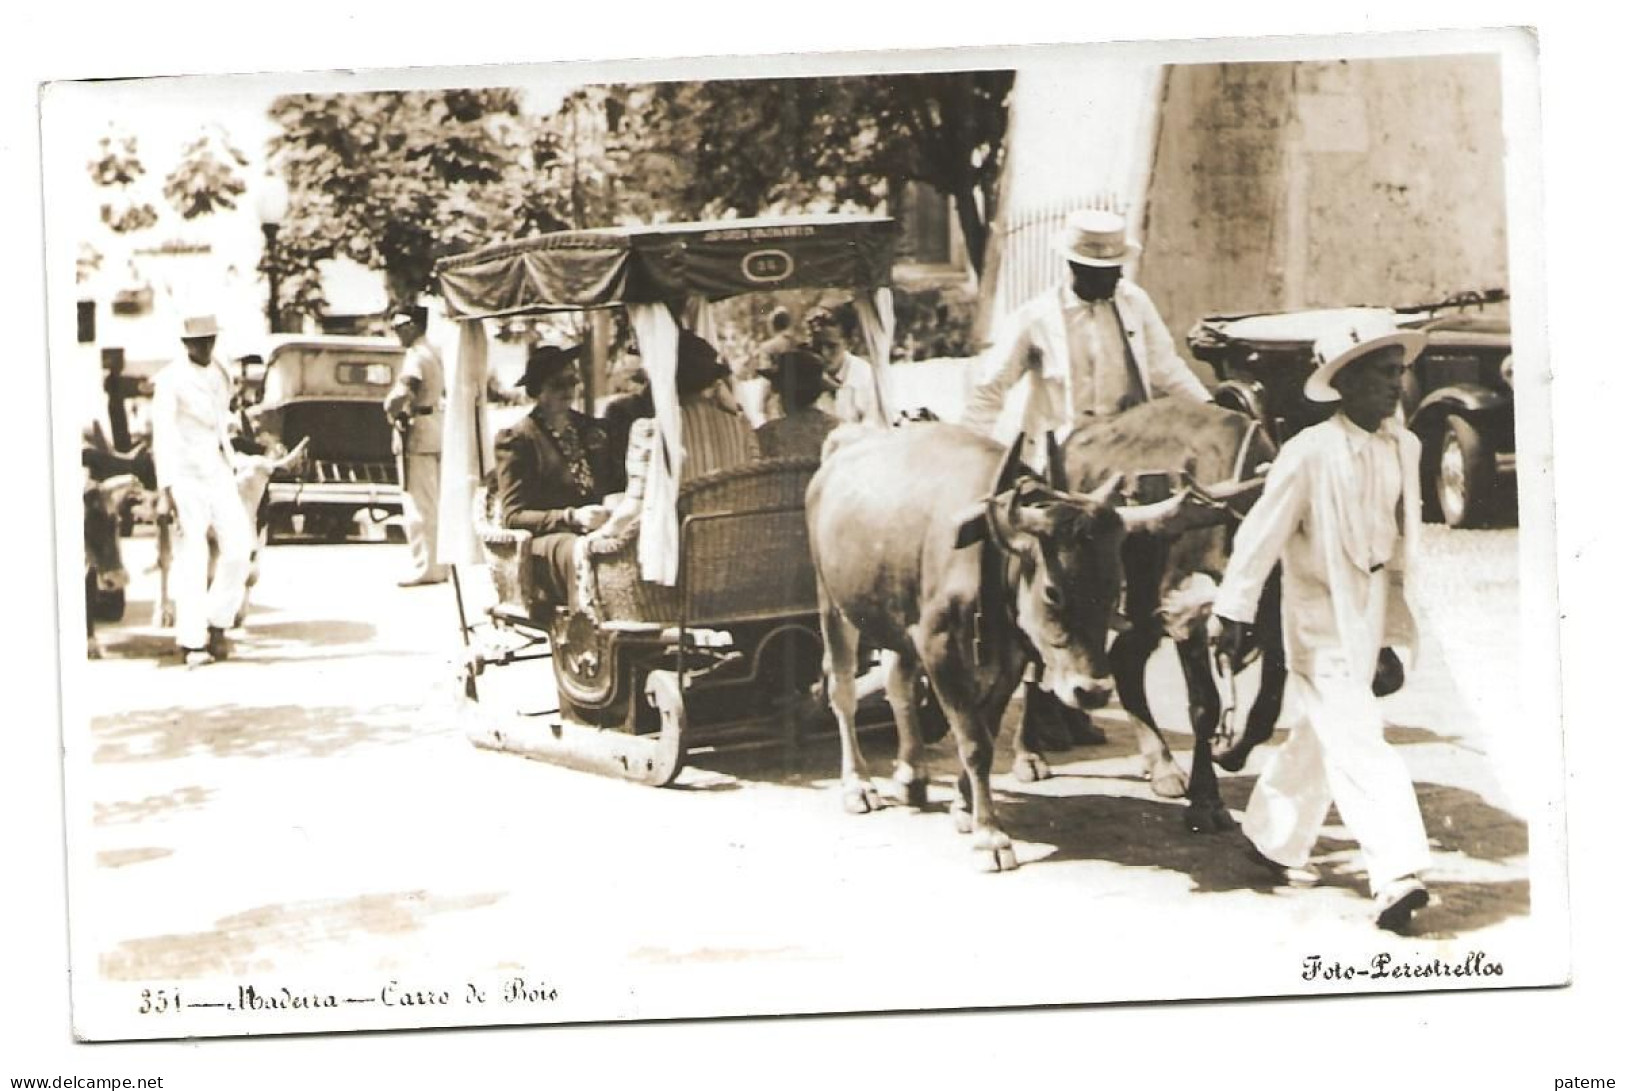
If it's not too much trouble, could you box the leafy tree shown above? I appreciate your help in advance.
[87,134,159,234]
[266,88,554,311]
[617,71,1015,274]
[163,131,248,219]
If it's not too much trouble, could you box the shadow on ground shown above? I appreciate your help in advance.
[99,889,504,981]
[92,701,436,763]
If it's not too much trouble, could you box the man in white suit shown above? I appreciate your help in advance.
[1213,311,1433,932]
[149,314,255,667]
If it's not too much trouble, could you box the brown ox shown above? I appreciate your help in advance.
[808,423,1229,871]
[1040,399,1287,832]
[83,472,140,659]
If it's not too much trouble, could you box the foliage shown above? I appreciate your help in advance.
[259,72,1013,319]
[266,89,552,311]
[87,134,159,235]
[891,284,979,360]
[612,72,1015,273]
[163,132,248,219]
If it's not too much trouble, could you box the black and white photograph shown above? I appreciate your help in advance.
[9,6,1614,1085]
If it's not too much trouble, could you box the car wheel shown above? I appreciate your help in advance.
[1434,414,1495,528]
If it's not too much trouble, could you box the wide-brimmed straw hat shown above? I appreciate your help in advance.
[1303,310,1428,403]
[1053,209,1141,268]
[180,314,220,340]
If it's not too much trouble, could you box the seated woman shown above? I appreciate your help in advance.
[492,343,623,607]
[754,347,840,459]
[587,331,758,551]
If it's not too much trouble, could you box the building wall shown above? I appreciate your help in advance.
[1138,55,1508,380]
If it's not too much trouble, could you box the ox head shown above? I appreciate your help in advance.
[952,437,1127,710]
[83,473,139,591]
[952,438,1263,711]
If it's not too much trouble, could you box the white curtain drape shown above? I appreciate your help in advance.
[437,318,490,564]
[853,287,896,425]
[629,303,683,585]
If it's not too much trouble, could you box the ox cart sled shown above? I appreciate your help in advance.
[434,215,937,786]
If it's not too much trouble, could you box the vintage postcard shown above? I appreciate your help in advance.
[41,26,1562,1043]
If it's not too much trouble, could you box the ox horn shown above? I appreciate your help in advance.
[1115,476,1267,537]
[1043,432,1066,489]
[1083,472,1125,506]
[993,432,1028,494]
[273,436,312,473]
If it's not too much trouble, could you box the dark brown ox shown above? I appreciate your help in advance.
[1045,399,1288,832]
[83,472,140,659]
[808,423,1222,871]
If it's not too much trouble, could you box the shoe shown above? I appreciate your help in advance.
[1374,877,1430,932]
[182,648,216,669]
[206,626,232,661]
[396,575,447,588]
[1244,843,1321,888]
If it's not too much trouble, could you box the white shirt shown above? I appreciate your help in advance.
[1214,413,1420,675]
[150,357,237,489]
[818,352,885,427]
[962,280,1210,441]
[1061,295,1135,418]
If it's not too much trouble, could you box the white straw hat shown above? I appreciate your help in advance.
[180,314,220,340]
[1053,209,1141,268]
[1304,309,1427,403]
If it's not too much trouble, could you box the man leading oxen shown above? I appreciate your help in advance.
[150,313,258,667]
[808,423,1248,870]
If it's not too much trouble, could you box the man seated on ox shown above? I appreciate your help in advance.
[961,207,1212,746]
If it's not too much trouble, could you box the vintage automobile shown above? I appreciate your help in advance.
[1188,291,1515,527]
[249,335,407,540]
[436,214,934,786]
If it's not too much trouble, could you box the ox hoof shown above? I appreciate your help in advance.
[87,640,102,660]
[160,606,176,629]
[1215,741,1258,774]
[1184,802,1237,834]
[952,806,974,835]
[976,847,1020,873]
[843,784,882,816]
[1012,753,1051,783]
[886,777,929,810]
[973,834,1019,873]
[1144,759,1189,799]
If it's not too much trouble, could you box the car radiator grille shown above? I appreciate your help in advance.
[307,459,399,485]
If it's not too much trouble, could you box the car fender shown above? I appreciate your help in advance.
[1410,383,1510,432]
[1211,379,1275,443]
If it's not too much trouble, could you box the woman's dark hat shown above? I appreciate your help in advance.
[675,331,730,397]
[517,343,583,390]
[761,348,839,397]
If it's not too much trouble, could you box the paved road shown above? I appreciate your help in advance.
[67,519,1547,1038]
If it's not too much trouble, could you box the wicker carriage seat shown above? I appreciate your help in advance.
[472,457,823,628]
[588,456,823,627]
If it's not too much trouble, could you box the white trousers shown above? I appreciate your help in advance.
[1242,662,1433,893]
[170,475,254,651]
[1243,565,1431,894]
[400,452,445,581]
